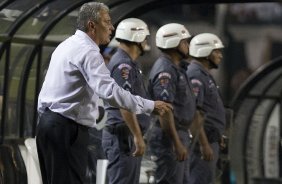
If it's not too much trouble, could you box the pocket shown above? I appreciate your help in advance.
[118,134,132,154]
[207,88,217,104]
[102,138,113,149]
[70,125,89,149]
[102,137,117,159]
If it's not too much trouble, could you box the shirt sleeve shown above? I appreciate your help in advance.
[82,51,154,115]
[190,78,205,108]
[151,71,176,103]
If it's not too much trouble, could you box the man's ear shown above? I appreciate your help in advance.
[87,21,96,31]
[91,21,96,30]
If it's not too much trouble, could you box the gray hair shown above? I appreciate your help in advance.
[76,2,109,32]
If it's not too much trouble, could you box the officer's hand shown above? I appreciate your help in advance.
[174,142,188,161]
[219,135,227,150]
[200,144,214,161]
[152,101,173,116]
[132,135,146,157]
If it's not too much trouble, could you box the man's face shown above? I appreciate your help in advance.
[177,39,189,57]
[139,36,149,54]
[209,49,223,66]
[89,9,114,45]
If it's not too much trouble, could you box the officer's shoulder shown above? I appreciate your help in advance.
[149,63,172,81]
[109,54,132,69]
[188,63,207,76]
[187,65,201,75]
[158,56,176,69]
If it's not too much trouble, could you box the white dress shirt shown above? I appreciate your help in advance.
[38,30,154,127]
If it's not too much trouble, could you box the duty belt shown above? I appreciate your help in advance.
[103,124,130,135]
[204,126,221,143]
[155,120,187,132]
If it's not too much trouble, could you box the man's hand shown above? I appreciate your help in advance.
[200,144,214,161]
[219,135,227,150]
[152,101,173,116]
[119,109,145,157]
[132,135,146,157]
[174,142,188,161]
[158,108,188,161]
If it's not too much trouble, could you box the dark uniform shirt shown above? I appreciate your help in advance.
[186,60,226,139]
[148,54,196,129]
[105,48,150,131]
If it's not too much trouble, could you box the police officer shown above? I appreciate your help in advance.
[148,23,196,184]
[101,18,151,184]
[187,33,226,184]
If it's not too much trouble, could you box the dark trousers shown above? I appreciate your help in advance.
[189,142,219,184]
[102,124,142,184]
[149,126,190,184]
[36,109,89,184]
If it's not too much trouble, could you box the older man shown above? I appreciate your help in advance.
[36,3,171,184]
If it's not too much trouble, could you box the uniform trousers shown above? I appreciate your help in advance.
[36,109,89,184]
[149,126,190,184]
[102,124,142,184]
[189,142,219,184]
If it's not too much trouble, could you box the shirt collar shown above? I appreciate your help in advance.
[75,30,100,52]
[117,48,137,66]
[191,59,209,76]
[160,54,179,70]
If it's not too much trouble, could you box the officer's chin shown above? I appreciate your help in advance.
[139,47,145,56]
[140,50,145,56]
[182,54,189,60]
[209,61,219,69]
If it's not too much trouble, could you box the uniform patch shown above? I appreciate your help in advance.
[158,72,171,79]
[192,86,200,97]
[158,72,171,87]
[191,79,202,97]
[118,63,132,80]
[160,89,169,101]
[208,79,216,88]
[122,81,132,91]
[191,79,203,86]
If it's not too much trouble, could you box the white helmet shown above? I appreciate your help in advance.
[115,18,150,43]
[189,33,224,58]
[156,23,191,49]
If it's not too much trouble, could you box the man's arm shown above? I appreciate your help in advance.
[189,78,214,160]
[190,110,214,161]
[149,70,186,160]
[120,109,145,157]
[83,54,171,116]
[159,108,188,161]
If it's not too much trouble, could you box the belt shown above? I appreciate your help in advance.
[104,126,116,134]
[155,120,187,132]
[44,108,89,130]
[104,124,130,135]
[204,126,221,143]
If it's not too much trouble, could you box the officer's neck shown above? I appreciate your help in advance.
[119,43,140,61]
[164,52,182,67]
[195,58,211,72]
